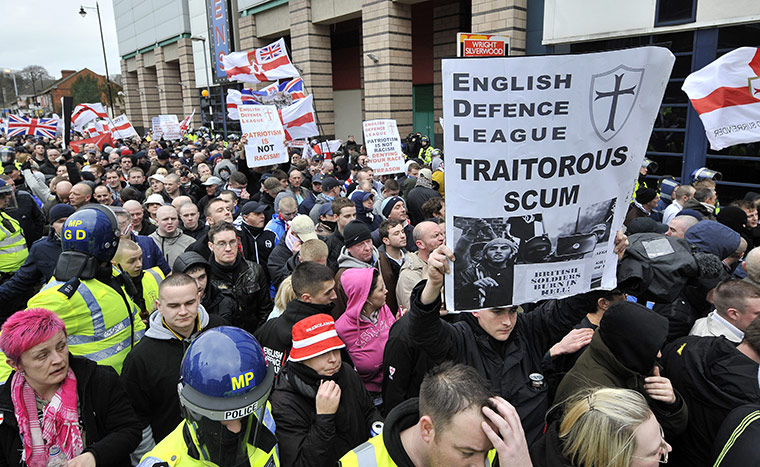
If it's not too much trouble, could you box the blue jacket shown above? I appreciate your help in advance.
[130,232,171,275]
[0,230,61,302]
[299,191,318,215]
[264,214,288,246]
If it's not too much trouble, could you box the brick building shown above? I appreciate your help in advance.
[113,0,526,140]
[35,69,110,116]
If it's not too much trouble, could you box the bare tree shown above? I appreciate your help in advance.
[20,65,53,96]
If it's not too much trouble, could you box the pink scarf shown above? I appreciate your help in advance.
[11,367,84,466]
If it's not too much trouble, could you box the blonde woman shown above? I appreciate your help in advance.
[531,387,672,467]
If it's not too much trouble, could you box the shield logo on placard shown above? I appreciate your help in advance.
[750,76,760,100]
[590,65,645,142]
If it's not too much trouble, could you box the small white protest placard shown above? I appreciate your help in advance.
[240,104,289,168]
[363,119,406,175]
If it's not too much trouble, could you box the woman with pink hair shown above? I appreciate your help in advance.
[336,268,396,405]
[0,308,140,467]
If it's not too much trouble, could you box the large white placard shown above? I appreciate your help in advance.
[443,47,674,311]
[363,119,406,175]
[159,115,181,140]
[240,104,289,168]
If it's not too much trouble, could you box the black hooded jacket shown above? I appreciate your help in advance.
[554,302,689,439]
[172,251,238,322]
[662,336,760,467]
[407,279,593,444]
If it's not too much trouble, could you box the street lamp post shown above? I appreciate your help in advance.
[79,2,115,117]
[190,36,214,132]
[3,69,18,100]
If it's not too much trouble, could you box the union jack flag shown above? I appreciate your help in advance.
[258,42,283,62]
[6,115,59,138]
[240,78,306,104]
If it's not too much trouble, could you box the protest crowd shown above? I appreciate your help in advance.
[0,124,758,467]
[1,37,760,467]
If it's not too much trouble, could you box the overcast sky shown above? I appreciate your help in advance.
[6,1,121,79]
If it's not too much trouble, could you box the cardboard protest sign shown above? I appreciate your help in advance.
[362,119,406,175]
[159,115,181,140]
[151,117,163,140]
[240,104,289,167]
[442,47,674,311]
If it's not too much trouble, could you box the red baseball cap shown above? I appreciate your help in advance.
[289,314,345,362]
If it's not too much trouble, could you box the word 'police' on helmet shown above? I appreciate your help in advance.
[178,326,274,422]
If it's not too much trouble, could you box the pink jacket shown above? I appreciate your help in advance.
[335,268,396,393]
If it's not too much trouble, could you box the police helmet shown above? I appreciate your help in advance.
[691,167,723,182]
[60,204,121,263]
[178,327,275,465]
[421,135,430,144]
[179,326,273,421]
[0,146,16,165]
[0,179,12,197]
[431,148,442,157]
[227,134,239,141]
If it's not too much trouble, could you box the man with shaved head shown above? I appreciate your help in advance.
[666,213,700,239]
[68,182,92,209]
[42,180,72,219]
[149,205,195,267]
[396,221,445,311]
[123,199,156,236]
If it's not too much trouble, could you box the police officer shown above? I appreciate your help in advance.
[417,136,434,164]
[138,326,279,467]
[25,204,146,373]
[0,178,28,283]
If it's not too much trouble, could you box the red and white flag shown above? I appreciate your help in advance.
[180,109,195,135]
[84,120,113,137]
[682,47,760,150]
[227,89,242,120]
[71,103,109,130]
[278,95,318,141]
[221,38,300,84]
[112,115,138,139]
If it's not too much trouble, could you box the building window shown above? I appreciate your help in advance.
[655,0,697,26]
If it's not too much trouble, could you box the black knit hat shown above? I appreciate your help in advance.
[636,187,657,204]
[599,301,668,375]
[343,220,372,248]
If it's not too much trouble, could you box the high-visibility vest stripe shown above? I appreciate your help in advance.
[0,212,27,272]
[81,328,146,362]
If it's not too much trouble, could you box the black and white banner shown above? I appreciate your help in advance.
[443,47,674,311]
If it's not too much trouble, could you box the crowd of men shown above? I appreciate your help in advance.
[0,126,758,466]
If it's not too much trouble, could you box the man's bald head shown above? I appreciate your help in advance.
[666,215,699,239]
[55,180,72,203]
[413,221,445,259]
[69,182,92,208]
[745,248,760,284]
[156,205,180,236]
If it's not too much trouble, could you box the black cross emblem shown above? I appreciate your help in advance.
[595,73,636,132]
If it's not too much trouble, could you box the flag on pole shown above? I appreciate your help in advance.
[70,133,113,152]
[221,38,300,84]
[179,109,195,135]
[6,115,59,138]
[84,120,113,137]
[112,115,138,139]
[226,89,242,120]
[682,47,760,150]
[71,103,109,130]
[278,95,318,140]
[241,78,305,102]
